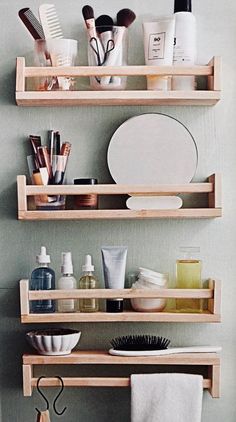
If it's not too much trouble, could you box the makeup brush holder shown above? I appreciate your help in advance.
[34,195,66,211]
[34,39,78,91]
[88,26,128,91]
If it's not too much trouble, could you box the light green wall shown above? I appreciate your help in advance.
[0,0,235,421]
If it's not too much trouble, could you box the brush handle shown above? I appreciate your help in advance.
[109,346,222,357]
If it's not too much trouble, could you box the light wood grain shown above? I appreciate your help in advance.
[208,174,222,209]
[24,64,214,78]
[23,351,221,366]
[207,57,221,91]
[29,376,211,389]
[20,279,30,315]
[16,57,25,92]
[16,90,221,107]
[208,280,221,318]
[210,365,221,398]
[17,175,27,215]
[23,364,32,396]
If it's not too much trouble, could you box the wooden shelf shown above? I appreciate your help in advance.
[20,279,221,323]
[17,174,222,220]
[22,350,221,397]
[16,56,221,106]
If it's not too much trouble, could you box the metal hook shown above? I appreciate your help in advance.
[52,376,67,416]
[35,376,49,413]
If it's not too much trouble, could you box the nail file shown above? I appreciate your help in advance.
[19,8,45,40]
[109,346,222,357]
[39,4,63,39]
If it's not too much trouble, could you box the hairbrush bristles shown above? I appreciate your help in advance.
[110,335,171,351]
[117,8,136,28]
[82,5,95,21]
[95,15,114,33]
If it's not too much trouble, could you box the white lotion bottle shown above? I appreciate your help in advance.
[57,252,77,313]
[172,0,196,90]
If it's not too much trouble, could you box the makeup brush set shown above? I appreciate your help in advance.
[82,5,136,88]
[27,131,71,209]
[19,5,78,90]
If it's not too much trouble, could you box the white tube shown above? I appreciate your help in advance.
[172,11,197,90]
[101,246,128,313]
[143,17,175,90]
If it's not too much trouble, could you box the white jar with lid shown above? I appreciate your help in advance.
[131,268,168,312]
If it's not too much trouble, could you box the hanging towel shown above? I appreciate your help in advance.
[131,373,203,422]
[36,410,51,422]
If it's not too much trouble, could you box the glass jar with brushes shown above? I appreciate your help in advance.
[176,246,202,313]
[79,255,99,312]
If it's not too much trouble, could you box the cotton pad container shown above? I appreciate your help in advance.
[131,268,168,312]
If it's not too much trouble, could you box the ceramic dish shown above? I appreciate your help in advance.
[26,328,81,356]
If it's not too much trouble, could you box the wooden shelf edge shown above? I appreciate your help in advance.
[16,90,221,107]
[21,312,221,324]
[18,208,222,220]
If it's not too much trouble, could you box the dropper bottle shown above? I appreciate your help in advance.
[58,252,77,313]
[79,255,99,312]
[30,246,55,313]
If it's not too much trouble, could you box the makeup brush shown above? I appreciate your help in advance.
[116,8,136,28]
[82,5,103,65]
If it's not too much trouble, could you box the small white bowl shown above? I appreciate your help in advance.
[26,329,81,356]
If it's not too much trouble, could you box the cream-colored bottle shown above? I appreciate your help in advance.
[176,247,202,312]
[79,255,99,312]
[57,252,77,313]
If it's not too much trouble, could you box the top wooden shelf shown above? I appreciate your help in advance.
[15,56,221,107]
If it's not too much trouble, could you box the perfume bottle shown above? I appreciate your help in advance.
[57,252,77,313]
[79,255,99,312]
[176,246,202,312]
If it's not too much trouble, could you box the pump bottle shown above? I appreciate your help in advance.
[79,255,99,312]
[58,252,77,313]
[30,246,55,313]
[172,0,197,90]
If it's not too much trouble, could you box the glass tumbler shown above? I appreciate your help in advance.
[88,26,128,90]
[34,39,78,91]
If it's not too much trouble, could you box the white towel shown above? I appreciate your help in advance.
[131,373,203,422]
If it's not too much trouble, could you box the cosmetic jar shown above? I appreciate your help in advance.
[74,178,98,209]
[131,268,168,312]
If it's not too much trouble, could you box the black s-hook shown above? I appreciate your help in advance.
[35,376,49,413]
[52,376,67,416]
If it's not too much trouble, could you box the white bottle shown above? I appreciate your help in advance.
[57,252,77,313]
[172,0,197,90]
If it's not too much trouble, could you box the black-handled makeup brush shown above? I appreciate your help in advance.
[116,8,136,28]
[19,8,45,40]
[82,5,103,65]
[95,15,115,64]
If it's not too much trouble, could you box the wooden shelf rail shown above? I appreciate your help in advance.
[20,279,221,323]
[17,174,222,220]
[16,56,221,106]
[22,350,221,397]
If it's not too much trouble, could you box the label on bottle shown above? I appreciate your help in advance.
[173,37,194,64]
[148,32,165,60]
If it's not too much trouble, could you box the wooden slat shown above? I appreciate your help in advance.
[208,280,221,317]
[25,183,214,196]
[23,351,220,366]
[23,365,32,397]
[18,208,222,221]
[29,376,211,389]
[16,58,25,92]
[20,280,30,315]
[24,64,214,78]
[28,288,214,300]
[21,311,220,324]
[207,57,221,91]
[210,365,221,398]
[17,175,27,213]
[208,174,222,209]
[16,90,221,107]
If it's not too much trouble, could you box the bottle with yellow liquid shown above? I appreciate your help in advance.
[176,247,202,313]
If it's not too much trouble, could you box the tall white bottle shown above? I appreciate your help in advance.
[172,0,197,90]
[57,252,77,313]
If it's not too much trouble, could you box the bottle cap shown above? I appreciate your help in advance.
[106,299,123,313]
[174,0,192,13]
[82,254,94,272]
[61,252,73,274]
[36,246,50,264]
[74,178,98,185]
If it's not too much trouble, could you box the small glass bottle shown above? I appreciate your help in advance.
[79,255,99,312]
[176,246,202,312]
[58,252,77,313]
[30,246,55,313]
